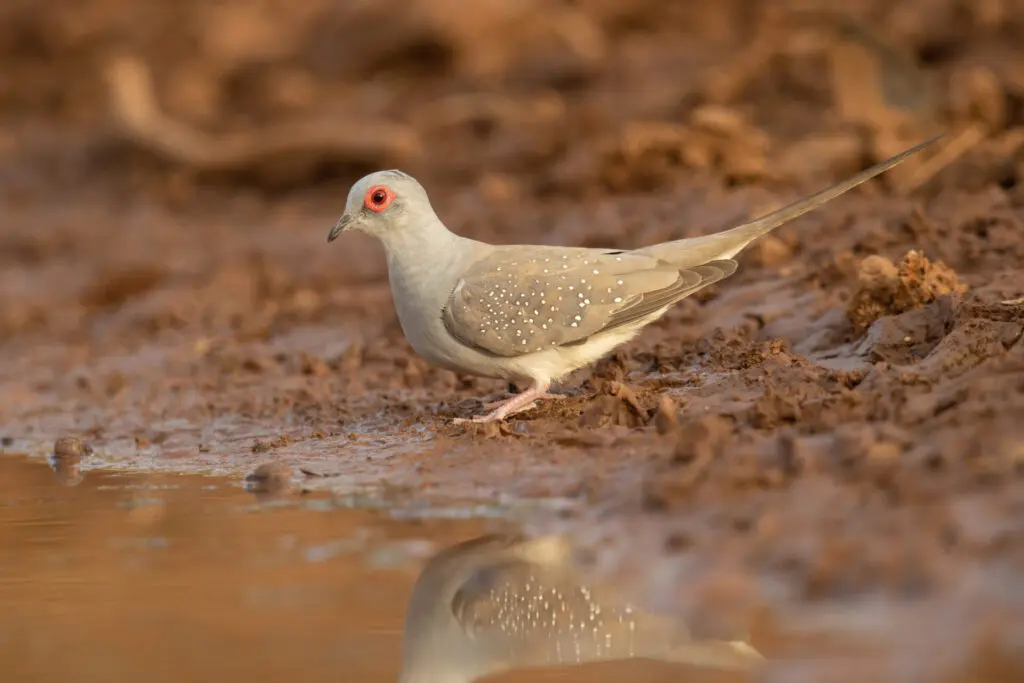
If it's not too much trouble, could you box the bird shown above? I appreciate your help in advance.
[328,135,940,423]
[397,533,764,683]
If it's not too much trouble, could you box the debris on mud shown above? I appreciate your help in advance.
[251,435,291,453]
[577,381,648,429]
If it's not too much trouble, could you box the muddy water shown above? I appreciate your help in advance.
[0,454,743,683]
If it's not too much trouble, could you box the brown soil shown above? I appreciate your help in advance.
[2,1,1024,680]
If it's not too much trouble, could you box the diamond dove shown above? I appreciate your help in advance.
[328,135,940,423]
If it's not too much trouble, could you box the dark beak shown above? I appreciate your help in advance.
[327,214,353,243]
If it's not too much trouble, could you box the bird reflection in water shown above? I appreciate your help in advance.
[398,533,764,683]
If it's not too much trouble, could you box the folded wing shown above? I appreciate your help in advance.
[442,246,737,358]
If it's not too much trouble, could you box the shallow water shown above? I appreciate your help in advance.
[0,453,744,683]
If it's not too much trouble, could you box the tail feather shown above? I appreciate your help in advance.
[635,134,942,268]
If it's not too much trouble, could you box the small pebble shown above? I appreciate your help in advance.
[244,462,296,496]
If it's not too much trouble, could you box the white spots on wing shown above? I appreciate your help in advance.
[460,250,634,353]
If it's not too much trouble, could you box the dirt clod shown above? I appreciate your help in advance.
[848,250,968,331]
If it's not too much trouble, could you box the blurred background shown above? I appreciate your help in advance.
[1,1,1024,682]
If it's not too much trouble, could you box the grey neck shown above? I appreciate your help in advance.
[379,217,481,337]
[382,217,474,288]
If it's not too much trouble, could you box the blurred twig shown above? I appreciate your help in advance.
[103,56,420,173]
[891,124,986,195]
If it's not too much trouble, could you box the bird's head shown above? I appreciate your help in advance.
[328,170,434,244]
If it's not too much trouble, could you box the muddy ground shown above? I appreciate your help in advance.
[1,1,1023,681]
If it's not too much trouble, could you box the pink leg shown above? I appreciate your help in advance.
[454,382,558,424]
[480,391,566,411]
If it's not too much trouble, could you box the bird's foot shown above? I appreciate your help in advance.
[480,392,566,411]
[475,388,515,407]
[454,385,559,424]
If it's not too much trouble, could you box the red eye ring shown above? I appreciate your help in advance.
[364,185,395,213]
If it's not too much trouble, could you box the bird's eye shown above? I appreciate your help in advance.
[365,185,394,213]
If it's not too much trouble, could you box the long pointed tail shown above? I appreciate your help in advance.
[635,134,942,268]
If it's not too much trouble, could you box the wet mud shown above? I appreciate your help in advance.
[1,1,1024,681]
